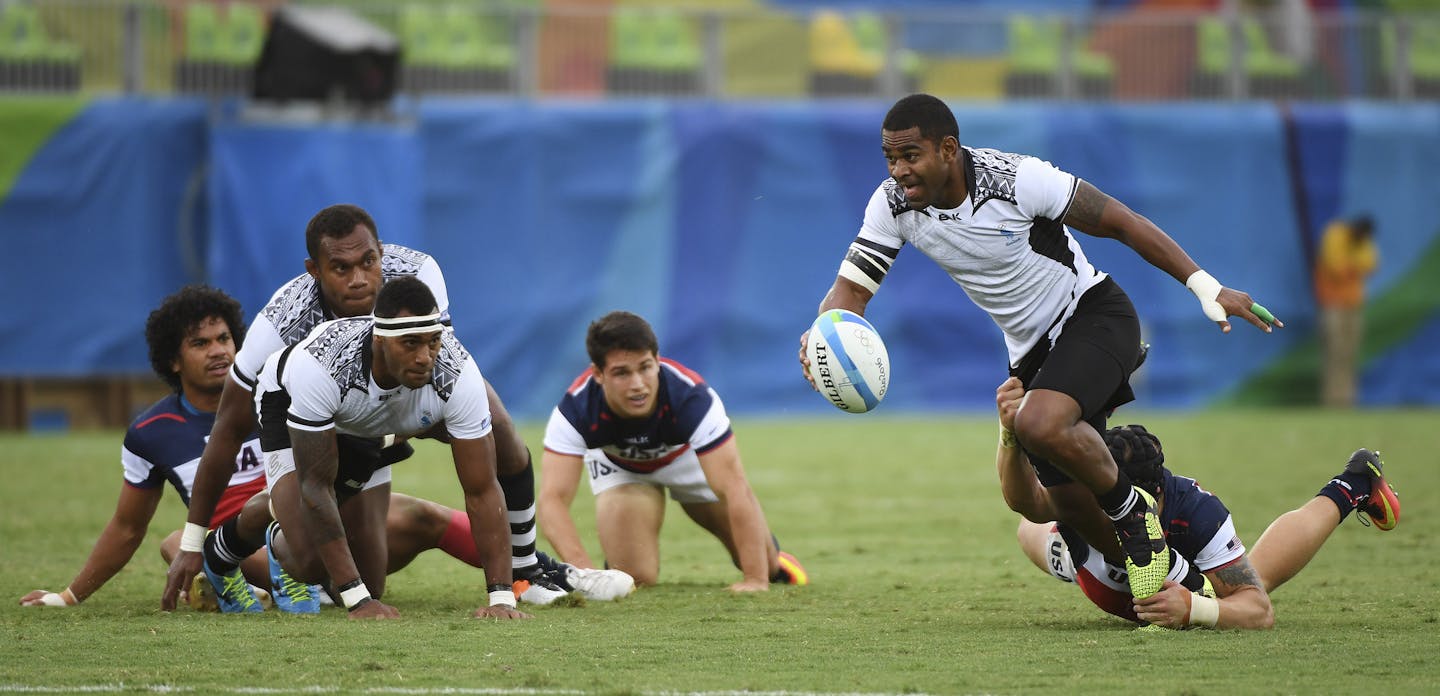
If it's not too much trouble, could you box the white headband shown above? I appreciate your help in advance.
[373,312,444,337]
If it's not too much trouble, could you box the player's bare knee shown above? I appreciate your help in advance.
[496,438,530,478]
[160,530,181,563]
[1012,404,1063,452]
[392,496,448,540]
[241,491,271,520]
[628,568,659,587]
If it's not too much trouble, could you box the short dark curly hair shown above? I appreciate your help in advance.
[373,275,438,319]
[305,204,379,262]
[145,285,245,393]
[882,93,960,145]
[1104,424,1166,499]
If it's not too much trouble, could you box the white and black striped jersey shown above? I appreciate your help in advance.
[232,244,450,390]
[842,147,1108,367]
[255,317,491,442]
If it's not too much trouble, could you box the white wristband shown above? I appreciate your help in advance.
[340,582,372,609]
[39,588,78,606]
[1187,592,1220,628]
[1184,270,1227,322]
[179,522,208,553]
[488,590,517,608]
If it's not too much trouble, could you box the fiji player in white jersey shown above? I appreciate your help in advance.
[255,276,528,619]
[800,94,1283,614]
[162,204,584,612]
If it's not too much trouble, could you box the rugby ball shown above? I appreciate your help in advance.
[805,309,890,413]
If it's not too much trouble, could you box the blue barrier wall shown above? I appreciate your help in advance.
[1,98,1436,417]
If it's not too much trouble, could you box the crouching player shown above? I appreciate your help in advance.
[996,377,1400,629]
[255,277,529,619]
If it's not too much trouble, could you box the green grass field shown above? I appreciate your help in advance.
[2,409,1436,694]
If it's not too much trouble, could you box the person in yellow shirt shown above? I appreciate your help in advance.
[1314,215,1378,408]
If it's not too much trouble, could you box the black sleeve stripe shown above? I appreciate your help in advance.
[1057,176,1081,222]
[274,344,299,382]
[850,244,892,272]
[288,414,334,429]
[844,248,888,284]
[852,237,900,260]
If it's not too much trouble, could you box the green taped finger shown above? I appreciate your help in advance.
[1251,302,1275,324]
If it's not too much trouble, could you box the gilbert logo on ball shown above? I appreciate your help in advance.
[805,309,890,413]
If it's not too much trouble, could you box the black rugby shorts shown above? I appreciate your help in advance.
[1009,276,1141,487]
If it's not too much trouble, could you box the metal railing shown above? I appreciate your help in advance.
[0,1,1435,101]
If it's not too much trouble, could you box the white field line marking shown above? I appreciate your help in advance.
[1,686,936,696]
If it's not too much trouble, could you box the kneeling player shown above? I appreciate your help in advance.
[537,311,807,592]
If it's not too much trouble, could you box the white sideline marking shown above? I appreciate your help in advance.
[1,687,930,696]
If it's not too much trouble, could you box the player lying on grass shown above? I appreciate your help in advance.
[19,286,268,607]
[538,311,807,592]
[996,377,1400,629]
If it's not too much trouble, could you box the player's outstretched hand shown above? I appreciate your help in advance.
[1132,580,1191,629]
[473,605,532,620]
[161,550,203,611]
[349,600,402,620]
[797,331,817,390]
[1215,288,1284,334]
[20,589,77,607]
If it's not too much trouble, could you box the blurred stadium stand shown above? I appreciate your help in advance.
[4,0,1439,429]
[0,0,1435,100]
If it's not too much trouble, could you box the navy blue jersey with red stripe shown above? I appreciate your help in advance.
[120,394,265,506]
[1064,466,1245,573]
[544,358,733,474]
[1158,469,1244,570]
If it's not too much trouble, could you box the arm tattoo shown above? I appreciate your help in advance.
[1214,555,1264,591]
[1063,180,1109,232]
[292,428,345,545]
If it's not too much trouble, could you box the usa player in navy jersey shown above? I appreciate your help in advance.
[20,286,269,608]
[163,204,581,611]
[538,311,806,592]
[801,93,1282,604]
[995,377,1401,630]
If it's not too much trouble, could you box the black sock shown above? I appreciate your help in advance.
[203,517,262,575]
[1097,471,1140,521]
[767,534,793,583]
[498,449,538,571]
[1317,469,1374,520]
[1170,550,1209,594]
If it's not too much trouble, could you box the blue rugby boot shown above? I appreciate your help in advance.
[202,544,263,613]
[265,524,321,614]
